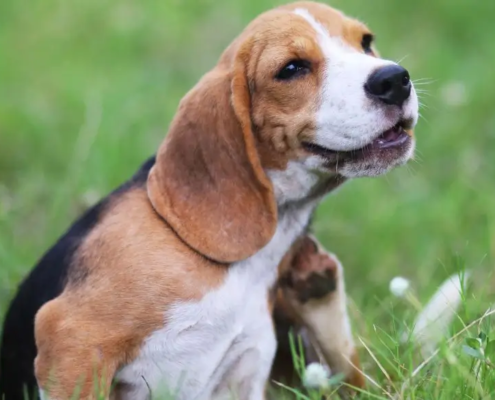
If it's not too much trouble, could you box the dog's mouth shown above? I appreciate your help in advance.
[302,119,413,159]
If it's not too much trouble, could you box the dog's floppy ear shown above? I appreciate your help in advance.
[147,48,277,263]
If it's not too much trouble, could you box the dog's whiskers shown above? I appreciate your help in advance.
[412,78,437,86]
[395,54,410,64]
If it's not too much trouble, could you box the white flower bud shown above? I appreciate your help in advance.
[389,276,410,298]
[303,362,330,389]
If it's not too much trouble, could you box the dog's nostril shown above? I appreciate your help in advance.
[365,65,411,107]
[381,80,392,94]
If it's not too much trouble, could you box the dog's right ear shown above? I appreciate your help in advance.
[147,46,277,264]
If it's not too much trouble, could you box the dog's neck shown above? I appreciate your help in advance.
[229,162,347,285]
[228,161,343,288]
[268,161,347,210]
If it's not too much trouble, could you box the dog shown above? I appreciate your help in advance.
[0,167,361,400]
[0,1,418,399]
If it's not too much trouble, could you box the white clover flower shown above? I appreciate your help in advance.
[389,276,411,298]
[303,362,330,389]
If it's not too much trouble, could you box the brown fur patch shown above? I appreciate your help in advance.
[347,350,366,390]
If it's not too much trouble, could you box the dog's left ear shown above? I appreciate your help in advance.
[147,40,277,263]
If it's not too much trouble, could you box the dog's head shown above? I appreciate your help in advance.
[148,1,419,263]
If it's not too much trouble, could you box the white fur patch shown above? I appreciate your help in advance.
[268,160,322,205]
[114,200,317,400]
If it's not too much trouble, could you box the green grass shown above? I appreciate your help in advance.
[1,0,495,398]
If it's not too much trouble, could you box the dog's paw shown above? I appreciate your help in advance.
[280,236,340,304]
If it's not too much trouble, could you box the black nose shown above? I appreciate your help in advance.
[365,65,411,107]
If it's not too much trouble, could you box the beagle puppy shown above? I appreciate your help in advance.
[0,1,418,399]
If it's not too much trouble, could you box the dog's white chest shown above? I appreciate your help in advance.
[116,277,276,400]
[115,203,315,400]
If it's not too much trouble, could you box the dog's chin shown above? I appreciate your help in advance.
[338,137,415,178]
[303,121,415,178]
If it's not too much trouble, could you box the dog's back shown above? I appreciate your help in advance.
[0,157,155,400]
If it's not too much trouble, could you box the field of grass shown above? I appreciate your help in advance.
[1,0,495,398]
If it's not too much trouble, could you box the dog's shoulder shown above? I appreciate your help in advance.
[64,156,159,286]
[64,164,225,297]
[18,156,157,295]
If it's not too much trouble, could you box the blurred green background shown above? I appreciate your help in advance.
[1,0,495,394]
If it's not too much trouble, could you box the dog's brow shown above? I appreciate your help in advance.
[293,8,351,57]
[293,8,329,38]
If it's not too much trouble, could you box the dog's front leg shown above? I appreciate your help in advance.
[277,235,365,392]
[34,298,120,400]
[213,313,277,400]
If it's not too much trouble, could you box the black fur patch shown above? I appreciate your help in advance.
[0,156,155,400]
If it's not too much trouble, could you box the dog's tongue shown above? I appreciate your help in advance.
[381,126,401,142]
[374,125,408,149]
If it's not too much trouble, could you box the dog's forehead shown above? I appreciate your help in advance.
[221,2,371,65]
[281,2,371,38]
[277,1,349,35]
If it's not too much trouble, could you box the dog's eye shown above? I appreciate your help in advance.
[276,60,311,81]
[361,33,374,55]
